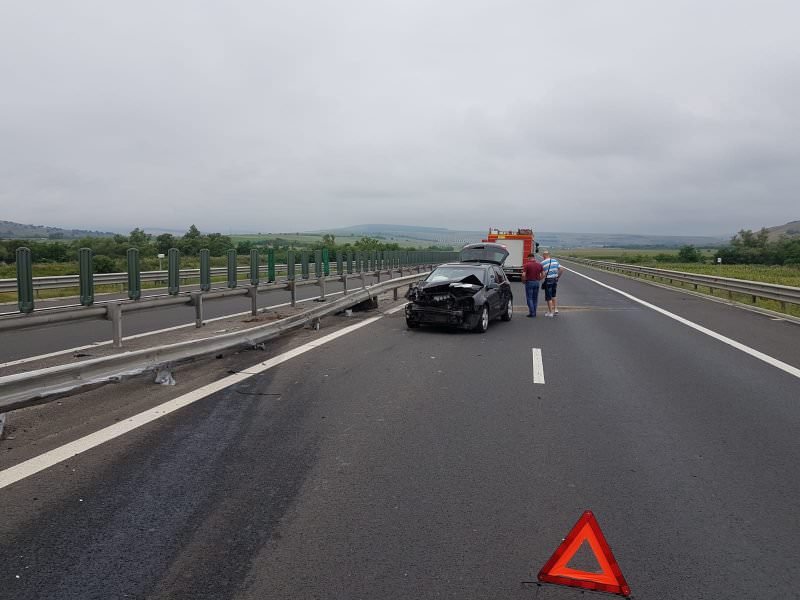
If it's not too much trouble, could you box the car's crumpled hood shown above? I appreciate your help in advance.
[418,274,483,295]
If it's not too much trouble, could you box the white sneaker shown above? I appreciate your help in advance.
[545,312,554,317]
[554,309,559,315]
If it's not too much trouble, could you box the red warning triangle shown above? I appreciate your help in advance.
[537,511,631,597]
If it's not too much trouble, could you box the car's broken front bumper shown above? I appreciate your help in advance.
[405,303,479,329]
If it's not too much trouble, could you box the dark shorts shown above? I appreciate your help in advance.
[543,279,558,300]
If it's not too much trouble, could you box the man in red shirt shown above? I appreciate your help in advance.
[521,252,545,317]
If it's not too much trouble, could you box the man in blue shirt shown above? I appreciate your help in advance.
[540,250,564,317]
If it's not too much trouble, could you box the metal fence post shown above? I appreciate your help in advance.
[227,249,237,288]
[347,252,353,274]
[127,248,141,300]
[268,248,276,282]
[314,250,322,278]
[250,248,260,286]
[336,251,343,276]
[301,251,310,279]
[16,247,34,314]
[322,248,330,276]
[198,249,210,292]
[168,248,180,295]
[287,251,296,281]
[79,247,94,306]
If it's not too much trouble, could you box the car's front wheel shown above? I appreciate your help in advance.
[500,298,513,321]
[474,305,489,333]
[406,317,419,329]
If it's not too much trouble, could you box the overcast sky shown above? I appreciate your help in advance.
[1,1,798,236]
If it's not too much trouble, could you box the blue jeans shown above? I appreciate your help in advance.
[525,281,540,316]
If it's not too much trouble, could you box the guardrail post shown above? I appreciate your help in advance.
[168,248,180,295]
[200,249,211,292]
[268,249,276,282]
[127,248,141,300]
[16,247,34,314]
[314,250,322,278]
[227,249,237,288]
[108,303,123,348]
[79,247,94,306]
[336,251,343,276]
[250,249,260,286]
[347,252,353,274]
[322,248,330,275]
[247,285,258,316]
[191,291,204,327]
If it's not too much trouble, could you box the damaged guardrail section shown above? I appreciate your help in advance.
[0,272,425,414]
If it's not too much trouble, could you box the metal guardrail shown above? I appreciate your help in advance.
[569,258,800,311]
[0,266,301,294]
[0,266,259,293]
[0,271,426,413]
[0,264,433,347]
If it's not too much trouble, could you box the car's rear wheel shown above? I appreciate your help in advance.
[474,305,489,333]
[501,298,513,321]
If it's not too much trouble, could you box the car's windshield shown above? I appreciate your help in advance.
[426,266,485,283]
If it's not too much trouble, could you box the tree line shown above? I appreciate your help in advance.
[0,226,450,273]
[714,229,800,265]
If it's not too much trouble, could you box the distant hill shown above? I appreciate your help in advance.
[765,220,800,241]
[0,220,117,240]
[536,231,728,249]
[306,224,728,249]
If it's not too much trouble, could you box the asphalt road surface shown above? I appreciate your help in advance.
[1,262,799,599]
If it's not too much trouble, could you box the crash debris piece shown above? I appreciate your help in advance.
[154,368,176,386]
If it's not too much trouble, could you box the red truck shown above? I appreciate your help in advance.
[482,228,536,280]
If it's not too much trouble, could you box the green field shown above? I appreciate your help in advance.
[563,248,800,287]
[229,233,447,249]
[564,247,717,260]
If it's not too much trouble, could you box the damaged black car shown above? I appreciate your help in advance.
[405,243,513,333]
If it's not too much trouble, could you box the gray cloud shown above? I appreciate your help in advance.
[1,0,798,236]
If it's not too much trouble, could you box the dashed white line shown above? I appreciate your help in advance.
[0,315,383,490]
[532,348,545,384]
[568,268,800,381]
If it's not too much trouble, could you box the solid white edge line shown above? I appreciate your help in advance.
[0,291,346,370]
[567,267,800,380]
[0,314,383,490]
[385,302,408,315]
[532,348,545,384]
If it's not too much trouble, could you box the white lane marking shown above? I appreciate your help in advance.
[0,291,346,370]
[385,302,408,315]
[0,315,383,490]
[532,348,545,384]
[568,268,800,380]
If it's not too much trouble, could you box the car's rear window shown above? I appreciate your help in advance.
[426,266,485,283]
